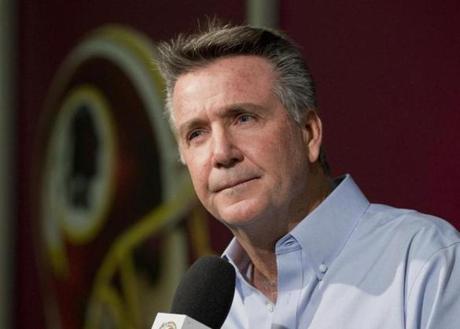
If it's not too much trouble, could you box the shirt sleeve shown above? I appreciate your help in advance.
[406,242,460,329]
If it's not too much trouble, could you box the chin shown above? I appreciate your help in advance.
[213,198,267,228]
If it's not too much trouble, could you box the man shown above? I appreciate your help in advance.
[156,22,460,329]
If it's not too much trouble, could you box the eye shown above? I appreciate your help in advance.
[236,113,255,124]
[187,129,203,141]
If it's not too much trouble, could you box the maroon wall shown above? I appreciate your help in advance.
[281,0,460,226]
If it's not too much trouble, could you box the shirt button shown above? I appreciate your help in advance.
[319,263,328,273]
[284,238,295,247]
[266,302,275,312]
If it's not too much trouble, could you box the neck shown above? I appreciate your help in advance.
[230,171,333,302]
[251,256,278,302]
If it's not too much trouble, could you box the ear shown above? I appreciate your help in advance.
[174,127,187,165]
[300,110,323,163]
[178,146,186,165]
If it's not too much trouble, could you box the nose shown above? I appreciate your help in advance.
[211,128,243,168]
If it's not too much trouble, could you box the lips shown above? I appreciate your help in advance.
[211,176,260,193]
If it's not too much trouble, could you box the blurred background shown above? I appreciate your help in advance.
[1,0,459,328]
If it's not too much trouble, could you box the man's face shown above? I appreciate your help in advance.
[172,55,317,229]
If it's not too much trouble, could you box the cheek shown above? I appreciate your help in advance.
[268,132,308,178]
[188,164,206,189]
[185,155,210,196]
[188,168,213,211]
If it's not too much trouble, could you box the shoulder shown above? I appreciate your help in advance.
[363,203,460,249]
[350,204,460,271]
[360,204,460,282]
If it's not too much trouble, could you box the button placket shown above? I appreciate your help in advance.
[319,263,328,273]
[266,301,275,312]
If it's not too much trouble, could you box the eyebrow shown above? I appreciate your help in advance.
[178,118,207,140]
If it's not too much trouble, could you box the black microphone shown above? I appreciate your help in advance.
[170,255,236,329]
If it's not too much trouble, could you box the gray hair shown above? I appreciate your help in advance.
[155,21,330,173]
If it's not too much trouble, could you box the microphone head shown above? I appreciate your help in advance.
[171,255,236,329]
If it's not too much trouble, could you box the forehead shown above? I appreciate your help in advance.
[182,55,277,84]
[170,56,278,122]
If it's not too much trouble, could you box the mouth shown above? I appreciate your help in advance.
[213,176,260,193]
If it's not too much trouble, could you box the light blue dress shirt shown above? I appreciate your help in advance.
[222,175,460,329]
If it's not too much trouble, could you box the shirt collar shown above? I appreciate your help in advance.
[281,174,369,278]
[222,237,252,281]
[223,174,369,280]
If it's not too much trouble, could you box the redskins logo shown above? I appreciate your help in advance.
[159,322,177,329]
[35,25,215,329]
